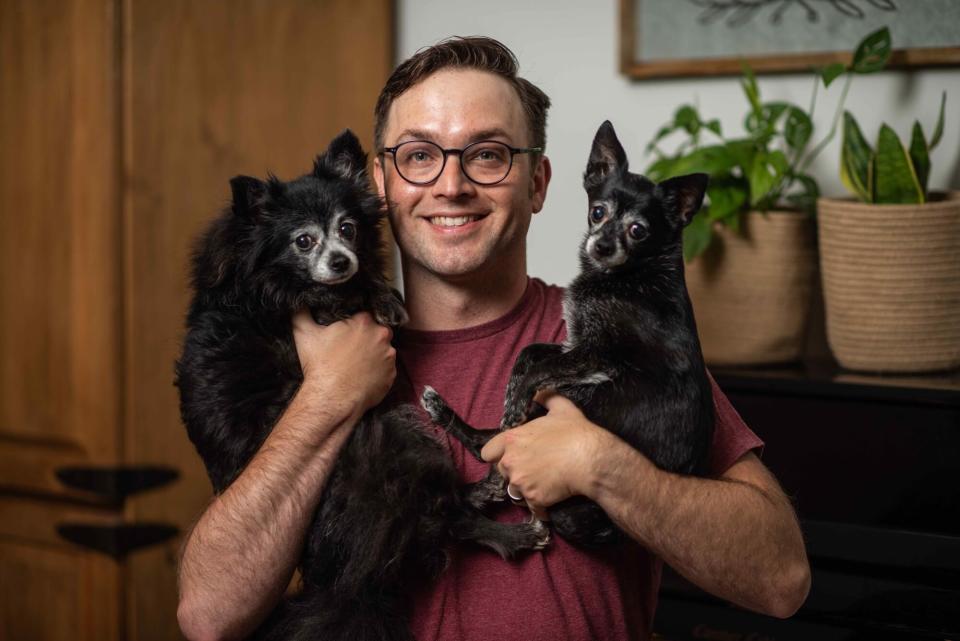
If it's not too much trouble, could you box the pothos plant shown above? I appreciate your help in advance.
[645,27,893,261]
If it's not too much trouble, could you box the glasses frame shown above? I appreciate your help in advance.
[380,139,543,186]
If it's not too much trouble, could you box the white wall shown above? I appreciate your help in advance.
[397,0,960,287]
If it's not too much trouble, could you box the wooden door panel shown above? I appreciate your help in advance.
[0,0,122,496]
[0,497,121,641]
[122,1,394,638]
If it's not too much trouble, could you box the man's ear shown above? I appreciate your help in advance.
[657,173,709,227]
[315,129,367,181]
[373,154,387,200]
[229,175,267,218]
[583,120,628,191]
[531,155,552,214]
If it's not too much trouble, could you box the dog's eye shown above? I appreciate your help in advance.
[295,234,314,251]
[628,222,648,240]
[339,221,357,241]
[589,206,605,223]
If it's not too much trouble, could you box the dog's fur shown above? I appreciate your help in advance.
[175,130,548,641]
[421,120,714,546]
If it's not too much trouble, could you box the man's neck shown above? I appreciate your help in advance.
[400,263,529,332]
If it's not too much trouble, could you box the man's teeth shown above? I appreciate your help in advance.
[430,215,479,227]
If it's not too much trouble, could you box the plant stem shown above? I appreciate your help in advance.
[799,72,853,173]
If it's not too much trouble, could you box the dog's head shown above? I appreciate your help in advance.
[581,120,707,273]
[196,130,385,303]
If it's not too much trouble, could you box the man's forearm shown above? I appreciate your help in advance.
[177,382,361,641]
[589,435,810,618]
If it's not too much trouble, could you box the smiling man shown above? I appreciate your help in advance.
[176,37,809,641]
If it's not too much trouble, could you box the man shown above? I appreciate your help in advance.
[177,37,810,641]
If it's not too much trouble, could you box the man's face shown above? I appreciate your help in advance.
[374,69,549,283]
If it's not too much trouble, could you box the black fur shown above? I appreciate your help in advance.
[421,120,714,547]
[175,130,547,641]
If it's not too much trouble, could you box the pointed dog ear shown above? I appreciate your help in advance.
[315,129,368,181]
[657,173,709,228]
[229,175,268,218]
[584,120,628,191]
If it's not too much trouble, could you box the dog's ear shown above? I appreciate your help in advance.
[315,129,367,181]
[229,175,268,218]
[657,173,709,228]
[584,120,628,191]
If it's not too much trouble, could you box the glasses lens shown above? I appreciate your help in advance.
[462,141,512,185]
[394,141,444,184]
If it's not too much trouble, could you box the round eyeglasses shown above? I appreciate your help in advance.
[380,140,542,186]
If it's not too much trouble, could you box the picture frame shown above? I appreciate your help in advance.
[620,0,960,79]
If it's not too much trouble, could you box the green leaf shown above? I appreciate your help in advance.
[909,121,931,195]
[785,173,820,213]
[646,155,678,182]
[748,152,780,207]
[840,111,874,202]
[821,62,846,87]
[745,102,788,136]
[875,124,924,204]
[674,105,701,134]
[929,91,946,150]
[726,139,757,171]
[852,27,892,74]
[683,212,713,262]
[784,107,814,150]
[664,145,739,177]
[704,119,723,137]
[740,62,762,116]
[705,180,748,221]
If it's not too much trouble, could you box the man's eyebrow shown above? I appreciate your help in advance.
[390,128,516,146]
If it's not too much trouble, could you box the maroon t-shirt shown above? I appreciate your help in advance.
[394,278,763,641]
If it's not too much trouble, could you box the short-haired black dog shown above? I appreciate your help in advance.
[421,120,714,546]
[175,130,547,641]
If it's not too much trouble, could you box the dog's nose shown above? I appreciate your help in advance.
[594,240,615,257]
[329,253,350,273]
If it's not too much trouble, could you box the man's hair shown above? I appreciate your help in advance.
[373,36,551,153]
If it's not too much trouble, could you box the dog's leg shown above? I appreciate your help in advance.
[420,386,495,460]
[501,350,616,429]
[367,279,409,328]
[499,343,563,429]
[451,509,550,559]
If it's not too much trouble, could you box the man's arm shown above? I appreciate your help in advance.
[481,393,811,619]
[177,311,396,641]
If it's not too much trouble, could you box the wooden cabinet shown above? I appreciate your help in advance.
[0,1,393,638]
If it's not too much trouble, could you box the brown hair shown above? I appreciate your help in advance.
[373,36,551,153]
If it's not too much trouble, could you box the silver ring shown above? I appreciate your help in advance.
[506,485,523,502]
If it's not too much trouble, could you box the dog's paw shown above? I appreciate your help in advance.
[373,295,409,328]
[523,516,551,551]
[420,386,448,424]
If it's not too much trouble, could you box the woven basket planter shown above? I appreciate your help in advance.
[685,210,816,366]
[817,192,960,373]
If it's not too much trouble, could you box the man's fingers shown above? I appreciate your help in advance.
[533,390,578,413]
[480,433,506,463]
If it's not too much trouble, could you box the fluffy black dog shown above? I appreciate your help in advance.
[175,130,547,641]
[421,120,714,546]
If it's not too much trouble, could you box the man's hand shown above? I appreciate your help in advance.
[292,310,397,418]
[481,391,610,519]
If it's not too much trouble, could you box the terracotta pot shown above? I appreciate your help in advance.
[685,210,816,366]
[817,192,960,373]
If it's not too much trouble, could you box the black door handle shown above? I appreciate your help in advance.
[55,465,179,505]
[56,523,179,559]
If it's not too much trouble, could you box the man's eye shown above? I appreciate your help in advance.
[295,234,314,250]
[339,221,357,241]
[411,151,430,162]
[589,206,605,223]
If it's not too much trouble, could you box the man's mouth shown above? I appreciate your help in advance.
[427,215,484,228]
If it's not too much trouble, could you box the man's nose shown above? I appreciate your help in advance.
[431,154,476,199]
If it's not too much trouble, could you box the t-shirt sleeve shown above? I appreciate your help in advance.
[705,371,764,476]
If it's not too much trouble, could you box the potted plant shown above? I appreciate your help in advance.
[818,69,957,372]
[645,28,891,366]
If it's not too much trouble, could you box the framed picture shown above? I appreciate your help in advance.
[620,0,960,79]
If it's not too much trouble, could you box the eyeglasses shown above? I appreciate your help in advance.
[380,140,542,186]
